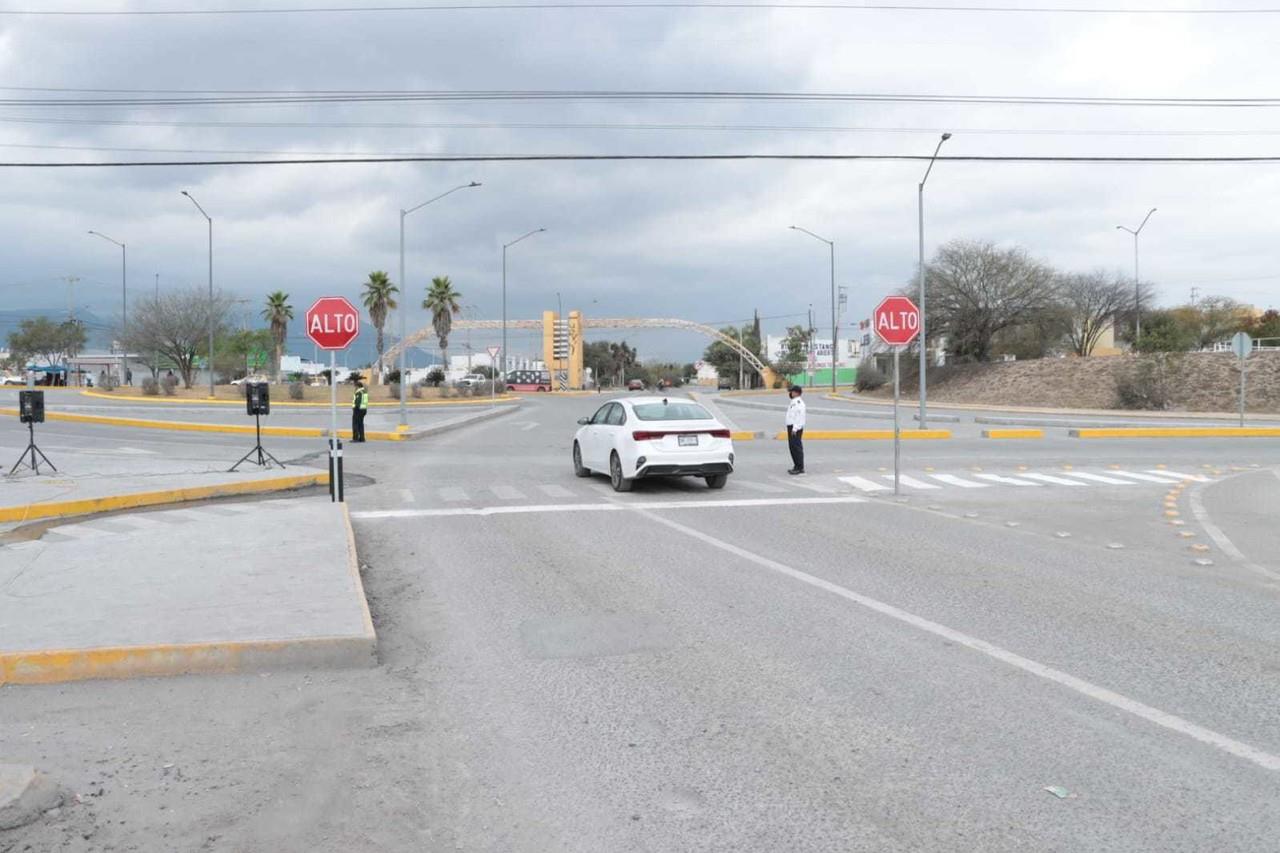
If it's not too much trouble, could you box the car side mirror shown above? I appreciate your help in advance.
[577,416,591,425]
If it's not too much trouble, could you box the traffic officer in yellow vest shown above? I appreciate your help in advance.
[351,379,369,443]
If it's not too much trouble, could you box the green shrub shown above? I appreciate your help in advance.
[855,359,887,392]
[388,382,401,399]
[1115,355,1178,410]
[141,377,160,396]
[288,382,305,400]
[161,374,179,396]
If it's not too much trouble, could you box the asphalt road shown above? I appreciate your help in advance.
[3,392,1280,851]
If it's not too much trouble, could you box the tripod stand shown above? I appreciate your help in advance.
[229,412,284,472]
[9,421,56,476]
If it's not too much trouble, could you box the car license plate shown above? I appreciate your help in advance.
[678,434,698,447]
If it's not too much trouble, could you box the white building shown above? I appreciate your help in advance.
[764,335,861,365]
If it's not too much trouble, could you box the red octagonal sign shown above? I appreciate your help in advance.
[305,296,361,351]
[873,295,921,347]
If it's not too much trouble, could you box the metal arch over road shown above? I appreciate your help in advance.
[381,316,774,385]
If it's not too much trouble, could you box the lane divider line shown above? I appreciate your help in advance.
[351,495,868,519]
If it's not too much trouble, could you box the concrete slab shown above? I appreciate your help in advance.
[0,764,63,830]
[0,501,375,684]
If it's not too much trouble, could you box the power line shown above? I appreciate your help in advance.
[1,3,1276,16]
[0,89,1277,109]
[4,153,1280,167]
[4,114,1280,137]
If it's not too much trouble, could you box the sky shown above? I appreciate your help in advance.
[1,1,1279,365]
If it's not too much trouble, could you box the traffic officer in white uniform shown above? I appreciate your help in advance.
[785,385,806,474]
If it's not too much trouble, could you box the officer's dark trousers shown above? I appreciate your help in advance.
[352,408,366,442]
[787,425,804,471]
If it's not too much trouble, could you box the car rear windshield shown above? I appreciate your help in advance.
[632,402,713,421]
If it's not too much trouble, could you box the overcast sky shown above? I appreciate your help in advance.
[1,2,1278,363]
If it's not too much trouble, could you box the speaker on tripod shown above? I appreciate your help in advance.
[230,382,284,472]
[9,390,56,476]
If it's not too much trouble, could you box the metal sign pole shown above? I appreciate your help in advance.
[893,347,901,495]
[1240,358,1247,428]
[330,350,338,502]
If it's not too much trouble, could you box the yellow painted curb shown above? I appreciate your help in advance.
[729,430,759,441]
[0,471,329,524]
[1070,427,1280,439]
[1,408,406,441]
[771,429,952,440]
[78,389,518,408]
[982,428,1045,439]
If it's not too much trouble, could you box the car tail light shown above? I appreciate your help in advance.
[709,429,731,439]
[632,430,665,441]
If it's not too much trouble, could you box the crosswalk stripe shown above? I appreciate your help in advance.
[927,474,989,489]
[1146,469,1210,482]
[1019,473,1087,486]
[539,484,575,498]
[883,474,941,490]
[1057,471,1134,485]
[438,487,468,502]
[491,485,527,500]
[974,473,1042,487]
[1109,471,1184,484]
[735,480,789,494]
[838,475,890,492]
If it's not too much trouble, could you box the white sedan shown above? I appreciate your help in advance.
[572,396,735,492]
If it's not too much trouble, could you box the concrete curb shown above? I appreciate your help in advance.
[1,408,408,441]
[975,415,1245,429]
[405,401,520,438]
[719,395,962,423]
[730,430,766,441]
[0,471,329,524]
[832,392,1280,422]
[1070,427,1280,439]
[982,428,1045,439]
[79,388,519,409]
[0,504,376,685]
[770,429,952,440]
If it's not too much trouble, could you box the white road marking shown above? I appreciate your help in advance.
[538,484,575,498]
[1149,469,1210,482]
[491,485,527,500]
[438,487,468,502]
[1058,471,1134,485]
[1019,473,1087,487]
[635,508,1280,773]
[520,422,539,432]
[974,473,1042,487]
[736,480,789,494]
[838,475,891,493]
[927,474,989,489]
[882,474,940,490]
[399,488,416,504]
[1110,471,1186,484]
[352,495,867,519]
[1188,479,1280,582]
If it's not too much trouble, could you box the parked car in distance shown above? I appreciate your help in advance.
[627,378,645,391]
[231,375,269,386]
[455,373,487,388]
[572,396,734,492]
[1,374,26,385]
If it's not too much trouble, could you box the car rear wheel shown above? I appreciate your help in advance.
[705,473,728,490]
[573,442,591,478]
[609,452,634,492]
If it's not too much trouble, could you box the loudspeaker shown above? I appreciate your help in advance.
[18,390,44,424]
[246,381,270,416]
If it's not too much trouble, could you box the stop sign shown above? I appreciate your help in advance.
[873,295,921,347]
[305,296,361,350]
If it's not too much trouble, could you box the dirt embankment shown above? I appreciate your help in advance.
[869,351,1280,413]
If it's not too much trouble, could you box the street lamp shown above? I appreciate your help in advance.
[398,181,481,427]
[503,227,546,388]
[87,230,126,375]
[917,131,951,429]
[789,225,837,393]
[180,191,214,397]
[1117,207,1157,341]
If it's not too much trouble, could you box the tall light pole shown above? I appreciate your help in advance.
[790,225,837,393]
[1117,207,1157,341]
[398,181,480,427]
[87,230,126,374]
[503,227,545,387]
[918,132,951,429]
[180,191,214,397]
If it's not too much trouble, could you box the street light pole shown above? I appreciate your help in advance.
[789,226,837,393]
[1117,207,1157,342]
[502,227,546,388]
[397,181,480,428]
[87,231,126,376]
[180,191,214,397]
[918,132,951,430]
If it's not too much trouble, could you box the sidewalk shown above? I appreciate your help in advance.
[1,500,375,684]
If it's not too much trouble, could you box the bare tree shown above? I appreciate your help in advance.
[1060,270,1131,356]
[922,240,1058,362]
[120,287,235,388]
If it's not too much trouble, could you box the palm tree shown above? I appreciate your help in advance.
[423,275,462,375]
[261,291,293,383]
[361,270,399,380]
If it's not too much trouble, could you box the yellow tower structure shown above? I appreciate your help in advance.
[542,309,584,390]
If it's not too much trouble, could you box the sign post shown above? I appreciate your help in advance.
[305,296,361,502]
[487,345,501,406]
[1231,331,1252,428]
[873,296,922,495]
